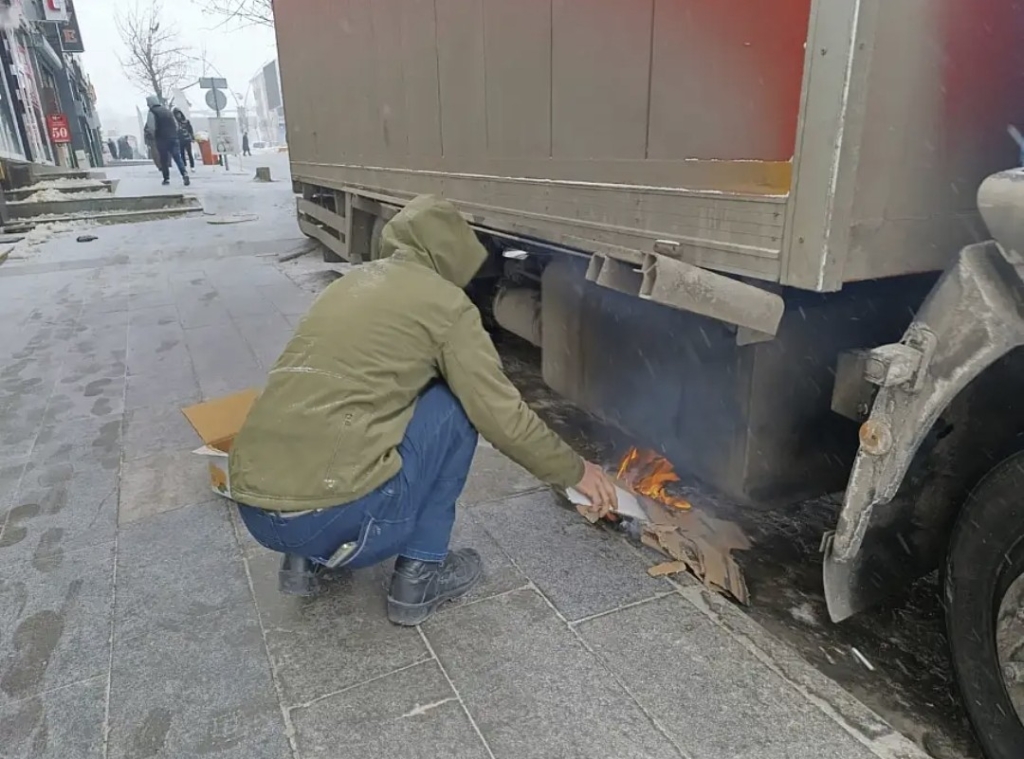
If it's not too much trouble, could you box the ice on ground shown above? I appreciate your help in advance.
[789,602,820,627]
[6,220,95,260]
[29,178,107,190]
[13,188,111,203]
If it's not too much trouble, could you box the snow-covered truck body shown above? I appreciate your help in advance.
[275,0,1024,500]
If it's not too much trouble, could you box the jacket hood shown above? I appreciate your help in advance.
[379,195,487,288]
[146,95,161,108]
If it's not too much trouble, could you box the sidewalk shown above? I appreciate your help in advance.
[0,159,927,759]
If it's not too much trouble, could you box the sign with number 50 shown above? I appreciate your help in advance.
[48,114,71,144]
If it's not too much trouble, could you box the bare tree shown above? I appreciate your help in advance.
[200,0,274,28]
[116,2,193,103]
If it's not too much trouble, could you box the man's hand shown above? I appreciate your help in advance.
[574,460,618,520]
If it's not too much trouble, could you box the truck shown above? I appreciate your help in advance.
[272,1,1024,755]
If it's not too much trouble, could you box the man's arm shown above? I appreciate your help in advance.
[144,111,155,140]
[437,305,585,488]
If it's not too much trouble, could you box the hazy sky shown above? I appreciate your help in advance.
[77,1,277,127]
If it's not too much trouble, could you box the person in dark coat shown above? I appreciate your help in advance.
[242,131,251,156]
[107,138,118,160]
[144,95,190,186]
[173,108,196,170]
[118,136,133,160]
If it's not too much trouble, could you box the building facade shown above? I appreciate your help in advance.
[0,0,101,168]
[250,58,286,146]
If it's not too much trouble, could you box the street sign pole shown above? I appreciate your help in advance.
[215,88,227,171]
[200,76,231,170]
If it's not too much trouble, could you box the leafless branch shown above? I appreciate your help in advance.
[115,1,194,103]
[197,0,275,28]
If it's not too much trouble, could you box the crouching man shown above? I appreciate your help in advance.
[228,195,617,626]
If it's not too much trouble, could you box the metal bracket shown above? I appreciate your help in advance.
[863,323,937,392]
[640,252,785,338]
[585,254,644,296]
[584,250,785,339]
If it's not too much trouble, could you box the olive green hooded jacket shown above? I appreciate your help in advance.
[228,195,584,512]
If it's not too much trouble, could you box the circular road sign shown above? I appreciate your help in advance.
[205,89,228,112]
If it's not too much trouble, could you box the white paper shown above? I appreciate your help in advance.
[566,485,648,522]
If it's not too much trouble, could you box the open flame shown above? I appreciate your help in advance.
[616,447,692,510]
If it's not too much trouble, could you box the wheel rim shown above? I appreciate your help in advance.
[997,571,1024,723]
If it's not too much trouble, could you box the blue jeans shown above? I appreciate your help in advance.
[238,383,478,569]
[156,138,186,180]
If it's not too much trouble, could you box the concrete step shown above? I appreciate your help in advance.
[29,165,107,182]
[106,159,153,167]
[7,192,197,220]
[6,179,118,202]
[2,201,202,232]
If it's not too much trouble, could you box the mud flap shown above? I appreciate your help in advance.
[826,240,1024,621]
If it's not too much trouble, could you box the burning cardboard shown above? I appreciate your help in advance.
[617,448,751,604]
[639,497,751,604]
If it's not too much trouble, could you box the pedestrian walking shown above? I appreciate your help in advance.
[107,138,118,160]
[144,95,190,186]
[230,195,617,624]
[173,108,196,170]
[242,131,251,156]
[118,135,133,160]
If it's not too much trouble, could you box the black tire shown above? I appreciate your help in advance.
[946,449,1024,759]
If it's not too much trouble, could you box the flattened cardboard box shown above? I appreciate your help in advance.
[181,388,260,499]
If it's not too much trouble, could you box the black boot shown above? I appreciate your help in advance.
[387,549,483,626]
[278,553,321,596]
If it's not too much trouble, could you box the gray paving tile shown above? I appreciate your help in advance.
[122,403,200,460]
[0,675,106,759]
[472,490,668,621]
[126,323,184,363]
[423,588,679,759]
[185,323,260,378]
[673,583,907,753]
[177,299,234,331]
[55,355,125,388]
[576,593,876,759]
[107,603,290,759]
[127,292,177,312]
[234,313,294,370]
[0,458,26,512]
[0,469,119,568]
[0,422,43,464]
[247,549,429,707]
[33,411,121,455]
[125,341,192,378]
[116,502,250,642]
[42,376,125,422]
[258,282,313,317]
[197,363,267,401]
[118,450,213,525]
[124,367,200,411]
[0,542,114,707]
[292,660,488,759]
[217,287,281,319]
[460,444,543,506]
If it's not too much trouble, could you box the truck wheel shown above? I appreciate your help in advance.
[369,215,386,261]
[946,449,1024,759]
